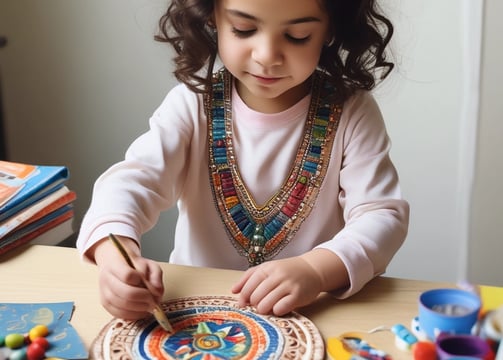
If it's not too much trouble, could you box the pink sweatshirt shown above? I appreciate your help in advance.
[77,81,409,298]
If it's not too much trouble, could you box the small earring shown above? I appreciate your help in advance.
[326,37,335,47]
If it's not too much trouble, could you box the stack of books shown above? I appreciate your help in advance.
[0,160,76,255]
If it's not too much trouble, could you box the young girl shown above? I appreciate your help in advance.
[77,0,409,321]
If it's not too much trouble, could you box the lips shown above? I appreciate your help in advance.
[251,74,283,84]
[253,74,280,80]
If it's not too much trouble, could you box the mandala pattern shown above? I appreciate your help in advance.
[91,296,324,360]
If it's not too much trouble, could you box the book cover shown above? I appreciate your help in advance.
[0,185,76,239]
[30,218,74,246]
[0,160,69,222]
[0,206,74,255]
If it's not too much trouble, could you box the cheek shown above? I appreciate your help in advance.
[291,45,323,69]
[218,35,245,61]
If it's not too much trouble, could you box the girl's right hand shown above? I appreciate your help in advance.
[91,236,165,320]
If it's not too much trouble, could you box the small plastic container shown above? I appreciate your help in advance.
[436,333,491,359]
[418,288,481,340]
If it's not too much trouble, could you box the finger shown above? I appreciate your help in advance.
[100,267,155,308]
[119,267,148,288]
[242,271,287,313]
[102,300,152,320]
[147,264,164,296]
[101,276,153,309]
[133,259,165,298]
[235,268,268,307]
[271,293,297,316]
[100,288,152,318]
[252,282,290,315]
[110,260,161,307]
[231,267,256,294]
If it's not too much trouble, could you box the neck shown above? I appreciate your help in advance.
[235,78,312,114]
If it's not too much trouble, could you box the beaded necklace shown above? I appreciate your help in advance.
[206,69,342,267]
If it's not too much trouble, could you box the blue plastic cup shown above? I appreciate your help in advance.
[419,288,481,340]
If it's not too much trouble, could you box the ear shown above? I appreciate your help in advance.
[206,17,217,34]
[207,14,216,28]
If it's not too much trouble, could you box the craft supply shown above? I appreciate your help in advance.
[31,337,49,350]
[0,302,88,359]
[391,323,418,350]
[1,325,52,360]
[480,306,503,354]
[412,341,437,360]
[91,295,324,360]
[27,341,46,360]
[28,324,49,341]
[108,233,173,333]
[480,285,503,315]
[435,333,493,359]
[419,288,481,340]
[327,332,392,360]
[4,333,24,349]
[9,348,27,360]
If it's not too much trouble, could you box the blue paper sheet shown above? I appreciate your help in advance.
[0,302,88,359]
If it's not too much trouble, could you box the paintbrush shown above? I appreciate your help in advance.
[108,233,173,333]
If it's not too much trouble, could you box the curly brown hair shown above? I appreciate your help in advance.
[155,0,394,102]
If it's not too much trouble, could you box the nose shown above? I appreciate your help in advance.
[251,35,283,67]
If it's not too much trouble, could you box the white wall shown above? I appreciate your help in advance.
[0,1,499,285]
[0,0,179,255]
[375,0,481,283]
[469,0,503,287]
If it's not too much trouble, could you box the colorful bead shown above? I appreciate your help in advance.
[9,348,27,360]
[412,341,436,360]
[31,337,49,350]
[391,323,418,348]
[207,69,341,267]
[28,325,49,341]
[4,333,25,349]
[1,325,51,360]
[26,342,45,360]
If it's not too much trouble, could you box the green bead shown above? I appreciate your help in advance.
[5,333,25,349]
[10,348,28,360]
[0,335,4,346]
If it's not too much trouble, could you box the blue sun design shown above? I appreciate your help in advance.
[163,321,251,359]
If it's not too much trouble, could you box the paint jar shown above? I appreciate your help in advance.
[418,288,481,340]
[480,307,502,355]
[436,333,492,359]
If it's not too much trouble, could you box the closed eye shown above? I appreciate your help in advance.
[286,34,311,44]
[231,27,256,38]
[231,25,312,46]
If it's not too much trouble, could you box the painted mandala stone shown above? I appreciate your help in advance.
[91,296,324,360]
[132,306,283,359]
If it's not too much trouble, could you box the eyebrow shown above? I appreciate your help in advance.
[226,9,322,25]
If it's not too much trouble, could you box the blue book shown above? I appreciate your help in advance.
[0,203,74,249]
[0,161,69,222]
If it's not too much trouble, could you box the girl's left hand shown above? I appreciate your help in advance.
[231,257,323,316]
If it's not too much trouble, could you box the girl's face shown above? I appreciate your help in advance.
[213,0,330,113]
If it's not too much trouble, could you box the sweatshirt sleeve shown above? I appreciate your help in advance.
[76,84,202,261]
[315,91,409,298]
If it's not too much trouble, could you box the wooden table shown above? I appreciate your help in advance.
[0,244,453,359]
